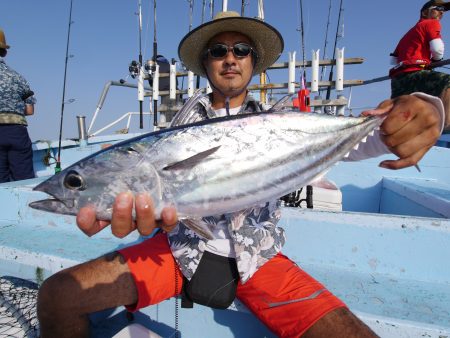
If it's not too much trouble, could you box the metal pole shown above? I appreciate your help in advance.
[76,116,88,146]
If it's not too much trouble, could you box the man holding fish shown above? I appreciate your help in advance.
[37,10,446,338]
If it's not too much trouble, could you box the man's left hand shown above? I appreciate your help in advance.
[363,95,441,170]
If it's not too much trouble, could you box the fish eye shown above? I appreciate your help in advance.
[63,170,86,191]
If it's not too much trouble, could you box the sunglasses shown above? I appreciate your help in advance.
[205,43,255,59]
[428,5,445,11]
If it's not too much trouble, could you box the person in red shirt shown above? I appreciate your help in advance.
[390,0,450,130]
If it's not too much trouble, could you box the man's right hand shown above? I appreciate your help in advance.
[76,192,178,238]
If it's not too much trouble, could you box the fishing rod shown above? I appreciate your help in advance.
[325,0,344,100]
[257,0,266,103]
[363,58,450,85]
[56,0,74,173]
[188,0,194,32]
[196,0,206,89]
[185,0,197,96]
[202,0,206,24]
[152,0,158,126]
[298,0,307,82]
[296,0,311,112]
[320,0,332,87]
[137,0,144,129]
[241,0,247,16]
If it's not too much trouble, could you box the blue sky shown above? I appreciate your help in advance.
[1,0,449,141]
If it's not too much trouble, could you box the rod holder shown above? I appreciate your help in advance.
[152,63,160,99]
[336,47,344,92]
[169,63,176,100]
[311,50,320,93]
[188,71,194,97]
[77,115,88,146]
[288,51,296,94]
[336,95,346,116]
[313,96,323,114]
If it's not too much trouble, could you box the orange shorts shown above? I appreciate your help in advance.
[119,234,346,337]
[118,232,183,312]
[237,253,346,337]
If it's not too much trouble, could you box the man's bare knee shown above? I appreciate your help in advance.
[303,307,378,338]
[38,253,137,338]
[38,268,83,317]
[37,268,89,337]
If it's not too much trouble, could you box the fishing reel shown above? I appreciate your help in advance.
[128,60,140,79]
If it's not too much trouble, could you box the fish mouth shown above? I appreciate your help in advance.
[29,197,77,215]
[30,179,77,215]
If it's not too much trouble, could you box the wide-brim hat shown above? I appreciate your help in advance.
[421,0,450,11]
[178,11,284,77]
[0,29,10,50]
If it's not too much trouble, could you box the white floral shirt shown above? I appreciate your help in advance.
[167,94,286,283]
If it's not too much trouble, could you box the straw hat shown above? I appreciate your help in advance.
[178,11,284,77]
[0,29,10,50]
[421,0,450,11]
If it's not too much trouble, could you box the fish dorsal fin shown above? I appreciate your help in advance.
[163,146,221,171]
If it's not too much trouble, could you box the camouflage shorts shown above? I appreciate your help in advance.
[391,70,450,99]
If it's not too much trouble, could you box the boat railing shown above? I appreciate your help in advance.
[86,51,367,137]
[88,112,153,137]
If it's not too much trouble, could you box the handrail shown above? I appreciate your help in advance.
[87,56,368,136]
[89,112,153,137]
[87,81,151,134]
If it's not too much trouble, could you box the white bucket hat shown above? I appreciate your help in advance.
[178,11,284,77]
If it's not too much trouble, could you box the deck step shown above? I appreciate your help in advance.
[381,177,450,218]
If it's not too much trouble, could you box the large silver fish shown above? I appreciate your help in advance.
[30,96,383,238]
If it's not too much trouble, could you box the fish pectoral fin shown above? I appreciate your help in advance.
[162,146,221,171]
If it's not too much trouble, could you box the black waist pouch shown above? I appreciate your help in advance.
[182,251,239,309]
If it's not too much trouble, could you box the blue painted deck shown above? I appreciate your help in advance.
[1,146,450,337]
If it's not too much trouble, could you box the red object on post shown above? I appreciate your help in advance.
[298,88,311,112]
